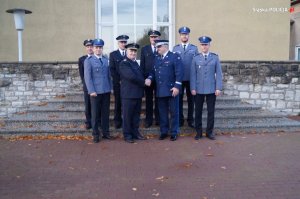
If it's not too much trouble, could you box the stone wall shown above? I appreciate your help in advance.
[222,61,300,115]
[0,61,300,118]
[0,62,82,117]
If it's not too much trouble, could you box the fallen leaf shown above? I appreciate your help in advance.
[132,187,137,191]
[35,102,48,106]
[221,166,226,170]
[205,154,214,157]
[155,176,169,182]
[54,95,66,99]
[152,193,160,197]
[16,112,27,115]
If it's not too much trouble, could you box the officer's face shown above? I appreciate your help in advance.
[127,49,137,60]
[118,41,127,50]
[180,33,189,43]
[93,46,103,56]
[156,45,168,55]
[85,45,93,55]
[150,35,159,45]
[200,43,210,53]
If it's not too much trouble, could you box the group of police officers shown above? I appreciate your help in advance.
[78,27,223,143]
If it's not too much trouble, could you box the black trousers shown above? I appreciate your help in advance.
[90,92,110,136]
[195,93,216,135]
[112,82,122,126]
[83,90,92,126]
[122,98,142,139]
[179,81,194,124]
[145,82,159,125]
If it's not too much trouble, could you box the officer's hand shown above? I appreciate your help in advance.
[215,90,221,96]
[145,79,151,86]
[170,87,179,97]
[191,90,196,96]
[90,92,97,97]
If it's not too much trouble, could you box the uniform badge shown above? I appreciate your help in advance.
[198,65,201,69]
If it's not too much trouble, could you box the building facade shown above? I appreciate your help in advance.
[0,0,291,61]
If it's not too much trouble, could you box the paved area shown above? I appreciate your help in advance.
[1,132,300,199]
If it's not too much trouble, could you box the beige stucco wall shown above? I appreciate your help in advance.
[0,0,290,61]
[0,0,95,62]
[176,0,290,61]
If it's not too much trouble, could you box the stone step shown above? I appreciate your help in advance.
[1,117,299,129]
[10,109,280,120]
[50,95,242,105]
[1,121,299,135]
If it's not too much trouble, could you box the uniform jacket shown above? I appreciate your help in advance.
[172,43,198,81]
[109,50,125,84]
[149,51,184,97]
[84,55,112,94]
[119,58,145,99]
[78,55,88,91]
[140,44,158,77]
[190,52,223,94]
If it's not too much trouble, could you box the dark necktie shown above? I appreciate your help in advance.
[122,51,125,57]
[204,55,207,60]
[153,47,156,54]
[99,57,103,64]
[183,45,186,51]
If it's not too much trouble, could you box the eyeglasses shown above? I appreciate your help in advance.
[119,41,127,44]
[156,45,162,48]
[150,36,158,38]
[200,44,208,46]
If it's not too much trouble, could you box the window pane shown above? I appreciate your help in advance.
[158,26,169,40]
[157,0,169,22]
[136,26,152,58]
[298,48,300,61]
[101,0,113,22]
[118,25,135,42]
[101,26,114,56]
[136,0,152,24]
[118,0,134,24]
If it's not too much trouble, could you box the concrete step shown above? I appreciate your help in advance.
[1,120,299,135]
[1,116,299,129]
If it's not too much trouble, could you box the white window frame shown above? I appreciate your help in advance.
[295,45,300,61]
[95,0,175,50]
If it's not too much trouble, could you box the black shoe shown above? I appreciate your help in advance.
[207,134,216,140]
[133,134,147,140]
[194,133,203,140]
[102,135,113,140]
[124,138,134,143]
[159,134,168,140]
[145,123,152,128]
[170,135,177,141]
[85,124,92,130]
[155,121,160,126]
[93,136,100,143]
[188,123,195,128]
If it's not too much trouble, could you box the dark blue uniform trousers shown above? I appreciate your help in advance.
[157,96,179,136]
[179,81,194,124]
[122,98,142,139]
[194,93,216,135]
[83,90,92,126]
[145,82,159,125]
[90,93,110,137]
[112,82,122,126]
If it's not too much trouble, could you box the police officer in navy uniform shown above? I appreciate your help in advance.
[119,43,147,143]
[84,39,112,143]
[190,36,223,140]
[78,39,94,129]
[173,27,199,128]
[109,35,129,129]
[140,30,161,128]
[145,40,184,141]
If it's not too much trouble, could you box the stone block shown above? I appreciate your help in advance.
[285,91,294,101]
[276,100,286,109]
[12,101,23,107]
[34,81,46,87]
[237,84,249,91]
[270,94,284,100]
[250,93,260,99]
[239,92,249,98]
